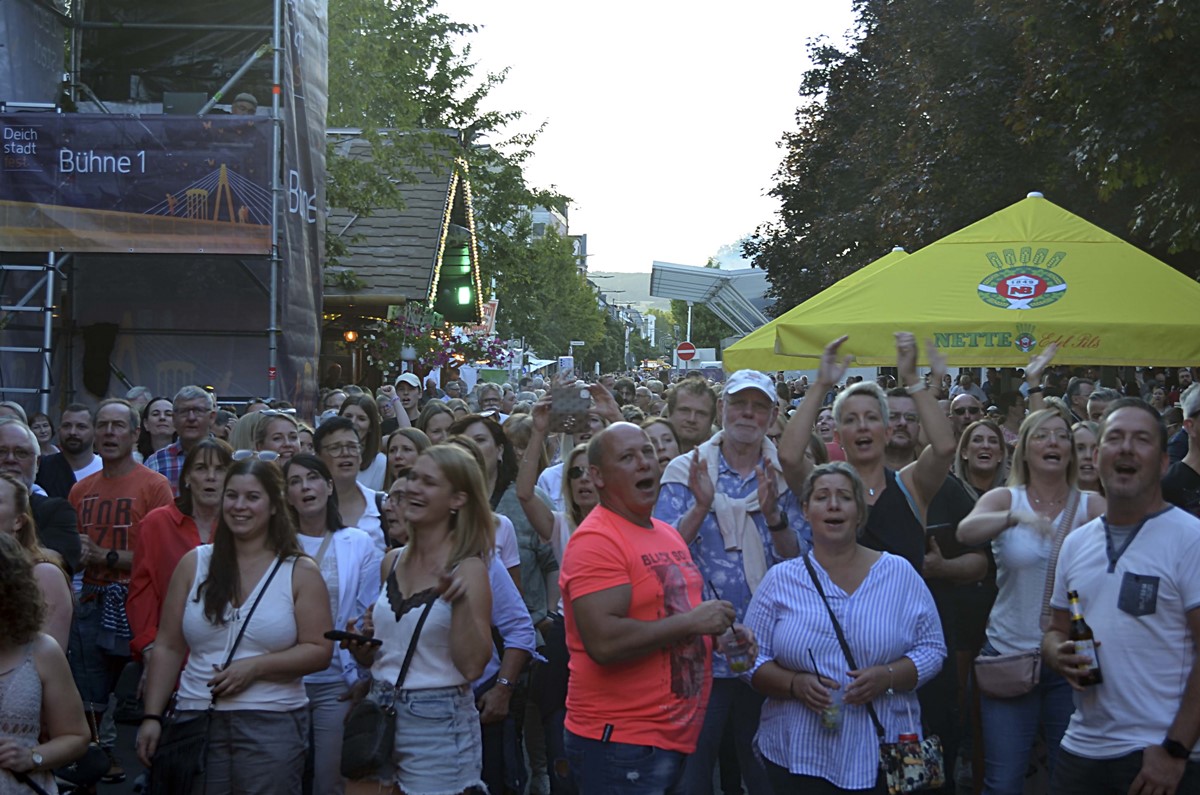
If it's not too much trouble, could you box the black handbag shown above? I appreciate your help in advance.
[340,594,436,779]
[147,557,284,795]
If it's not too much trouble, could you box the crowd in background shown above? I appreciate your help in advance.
[0,344,1197,795]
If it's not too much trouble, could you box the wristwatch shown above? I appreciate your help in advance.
[30,749,43,770]
[496,677,516,691]
[106,549,120,568]
[1162,738,1190,760]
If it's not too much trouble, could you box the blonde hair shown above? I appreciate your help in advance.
[406,445,495,569]
[1008,409,1077,487]
[560,444,591,531]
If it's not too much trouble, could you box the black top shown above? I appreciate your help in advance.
[1163,461,1200,520]
[34,452,77,500]
[863,468,926,574]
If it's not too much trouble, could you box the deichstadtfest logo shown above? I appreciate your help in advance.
[977,248,1068,310]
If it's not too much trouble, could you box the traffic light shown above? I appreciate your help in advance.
[433,225,481,324]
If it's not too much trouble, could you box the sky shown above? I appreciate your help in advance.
[437,1,858,273]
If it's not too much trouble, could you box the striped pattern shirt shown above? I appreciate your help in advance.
[743,551,945,789]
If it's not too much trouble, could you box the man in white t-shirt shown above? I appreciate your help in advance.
[1043,398,1200,794]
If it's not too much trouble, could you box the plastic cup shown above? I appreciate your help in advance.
[821,684,844,732]
[719,627,752,673]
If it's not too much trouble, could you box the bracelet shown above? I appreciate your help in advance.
[767,516,789,533]
[788,673,802,700]
[141,714,165,725]
[885,665,895,696]
[905,380,928,394]
[496,677,516,691]
[1027,385,1044,394]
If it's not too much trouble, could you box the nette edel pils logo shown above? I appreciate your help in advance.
[1013,324,1037,354]
[977,248,1067,310]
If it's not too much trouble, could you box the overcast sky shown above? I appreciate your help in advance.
[437,1,857,273]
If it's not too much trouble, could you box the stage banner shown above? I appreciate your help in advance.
[277,0,329,416]
[0,113,272,253]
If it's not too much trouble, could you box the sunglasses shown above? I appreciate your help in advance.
[232,449,279,461]
[952,407,982,417]
[568,466,587,480]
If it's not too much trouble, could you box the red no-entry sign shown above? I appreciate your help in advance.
[676,341,697,361]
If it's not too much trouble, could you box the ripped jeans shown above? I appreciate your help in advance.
[563,731,685,795]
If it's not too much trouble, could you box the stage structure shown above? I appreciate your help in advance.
[0,0,327,416]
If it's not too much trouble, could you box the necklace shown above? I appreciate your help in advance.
[868,487,876,497]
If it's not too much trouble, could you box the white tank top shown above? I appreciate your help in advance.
[176,546,307,711]
[369,555,467,691]
[986,487,1090,655]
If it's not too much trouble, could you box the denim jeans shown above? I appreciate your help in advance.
[564,731,685,795]
[1052,748,1200,795]
[978,661,1073,795]
[679,677,772,794]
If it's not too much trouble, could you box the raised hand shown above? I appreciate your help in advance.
[817,336,853,388]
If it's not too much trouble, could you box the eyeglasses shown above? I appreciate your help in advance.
[175,406,211,418]
[261,408,297,417]
[568,466,587,480]
[232,449,279,462]
[888,412,919,424]
[0,447,34,461]
[1030,430,1072,444]
[952,407,983,417]
[322,442,361,456]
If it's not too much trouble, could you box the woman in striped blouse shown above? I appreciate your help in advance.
[744,462,946,793]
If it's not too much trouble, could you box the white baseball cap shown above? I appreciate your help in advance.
[722,370,776,402]
[395,373,420,388]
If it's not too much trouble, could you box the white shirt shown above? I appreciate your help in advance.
[537,463,565,512]
[1052,506,1200,760]
[494,515,520,570]
[73,453,103,482]
[356,452,387,493]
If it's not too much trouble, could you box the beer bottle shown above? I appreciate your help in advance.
[1067,590,1102,686]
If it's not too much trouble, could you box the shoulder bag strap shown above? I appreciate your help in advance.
[211,556,285,707]
[802,554,886,740]
[1039,488,1081,631]
[394,597,436,690]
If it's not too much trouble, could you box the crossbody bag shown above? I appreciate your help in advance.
[802,553,945,794]
[147,556,285,795]
[973,489,1079,699]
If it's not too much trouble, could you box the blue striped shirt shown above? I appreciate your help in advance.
[743,552,945,789]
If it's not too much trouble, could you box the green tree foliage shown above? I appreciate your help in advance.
[747,0,1200,313]
[325,0,566,281]
[493,228,604,360]
[646,308,678,356]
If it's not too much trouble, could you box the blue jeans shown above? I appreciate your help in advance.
[979,661,1074,795]
[680,677,772,794]
[564,731,685,795]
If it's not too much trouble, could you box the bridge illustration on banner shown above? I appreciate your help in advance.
[145,164,272,225]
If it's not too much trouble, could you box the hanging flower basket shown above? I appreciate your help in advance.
[364,316,513,379]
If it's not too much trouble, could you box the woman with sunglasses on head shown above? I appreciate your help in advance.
[517,399,601,794]
[128,439,235,667]
[384,428,430,491]
[339,395,387,492]
[136,459,334,794]
[344,445,494,795]
[283,454,383,795]
[957,409,1106,794]
[254,411,299,464]
[315,417,386,554]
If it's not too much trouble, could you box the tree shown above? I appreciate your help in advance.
[744,0,1200,314]
[492,228,605,359]
[646,308,678,356]
[325,0,568,280]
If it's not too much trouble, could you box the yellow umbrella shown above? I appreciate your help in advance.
[773,193,1200,366]
[723,247,908,371]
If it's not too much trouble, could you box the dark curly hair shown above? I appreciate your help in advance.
[0,533,46,645]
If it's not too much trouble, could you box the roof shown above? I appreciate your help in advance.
[648,261,772,336]
[771,193,1200,366]
[323,136,460,307]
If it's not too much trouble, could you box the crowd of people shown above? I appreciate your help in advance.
[0,337,1197,795]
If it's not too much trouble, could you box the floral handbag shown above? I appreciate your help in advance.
[878,700,946,794]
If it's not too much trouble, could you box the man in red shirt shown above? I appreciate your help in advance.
[68,398,172,761]
[559,422,738,793]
